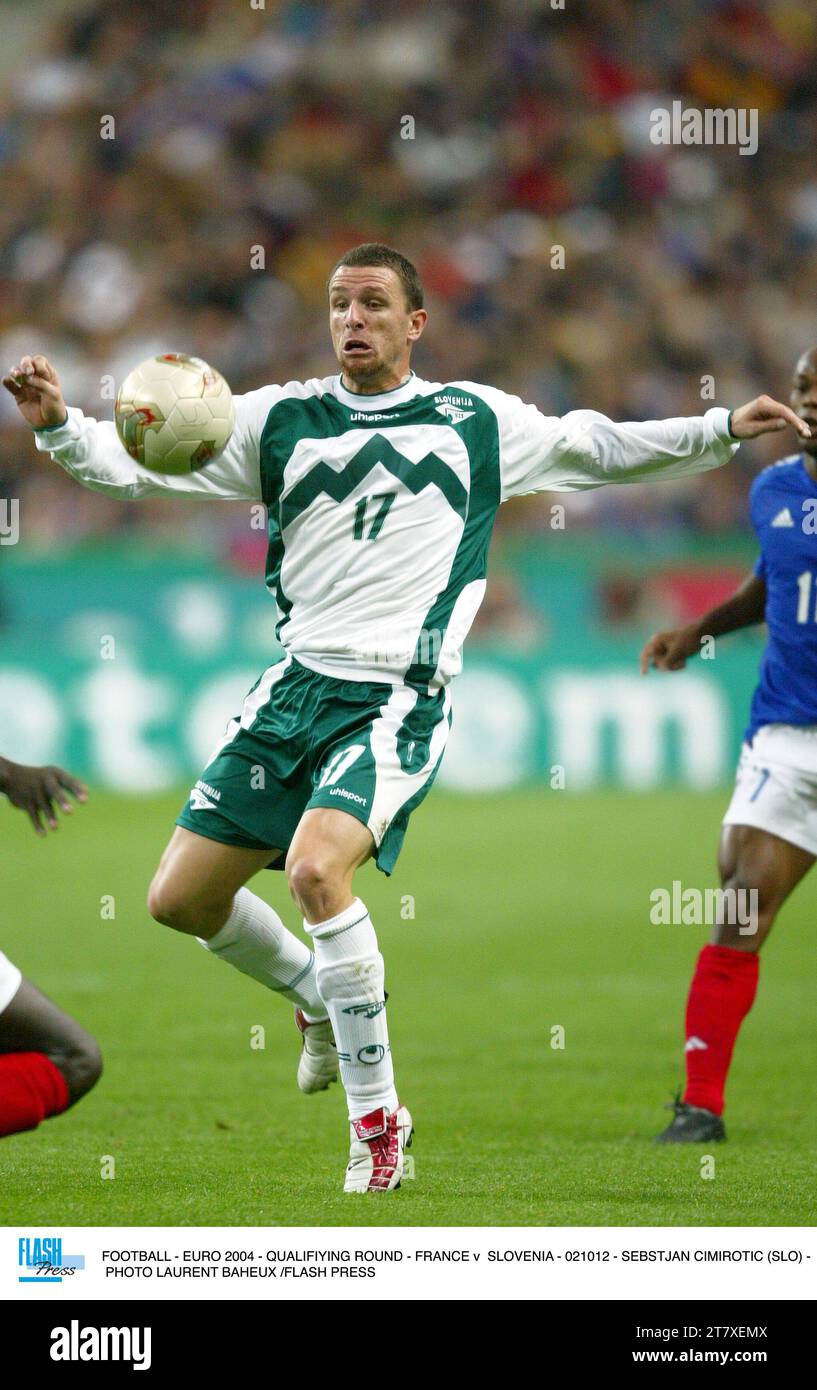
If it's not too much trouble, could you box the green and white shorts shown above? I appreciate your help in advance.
[176,655,452,874]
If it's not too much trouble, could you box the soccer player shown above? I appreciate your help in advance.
[0,755,102,1138]
[4,244,808,1190]
[642,345,817,1143]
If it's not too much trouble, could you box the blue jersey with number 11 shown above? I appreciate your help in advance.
[746,455,817,742]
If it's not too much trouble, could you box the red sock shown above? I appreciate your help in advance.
[0,1052,69,1137]
[683,944,759,1116]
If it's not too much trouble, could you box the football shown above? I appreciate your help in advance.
[114,353,234,474]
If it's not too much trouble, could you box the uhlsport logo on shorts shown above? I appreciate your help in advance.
[18,1234,85,1283]
[50,1320,152,1371]
[329,786,367,806]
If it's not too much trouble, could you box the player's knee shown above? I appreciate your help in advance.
[286,852,341,916]
[53,1031,103,1105]
[148,874,235,936]
[147,876,195,931]
[147,876,173,926]
[718,869,775,946]
[721,866,775,915]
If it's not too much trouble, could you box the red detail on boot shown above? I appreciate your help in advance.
[351,1107,400,1189]
[683,944,759,1116]
[294,1007,329,1035]
[0,1052,69,1137]
[352,1106,388,1141]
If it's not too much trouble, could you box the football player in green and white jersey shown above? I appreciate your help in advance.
[5,243,810,1193]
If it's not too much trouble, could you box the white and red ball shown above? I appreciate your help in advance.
[115,353,234,474]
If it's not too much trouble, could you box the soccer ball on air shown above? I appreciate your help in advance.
[114,353,234,474]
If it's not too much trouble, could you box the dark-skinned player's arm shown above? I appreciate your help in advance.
[640,571,766,674]
[0,756,88,836]
[0,756,100,1135]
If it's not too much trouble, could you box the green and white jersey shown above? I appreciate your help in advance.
[35,373,738,688]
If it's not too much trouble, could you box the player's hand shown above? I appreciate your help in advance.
[2,355,68,430]
[0,758,88,836]
[640,625,702,674]
[728,395,811,441]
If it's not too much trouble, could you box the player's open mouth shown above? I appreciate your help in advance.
[343,341,374,354]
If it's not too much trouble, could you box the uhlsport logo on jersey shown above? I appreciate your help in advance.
[50,1320,152,1371]
[18,1235,85,1283]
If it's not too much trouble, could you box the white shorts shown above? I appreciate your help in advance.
[0,950,23,1015]
[723,723,817,856]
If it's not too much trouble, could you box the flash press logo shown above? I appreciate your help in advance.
[18,1235,85,1283]
[50,1321,152,1371]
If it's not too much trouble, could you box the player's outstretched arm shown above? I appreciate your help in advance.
[640,572,767,674]
[0,756,88,836]
[3,354,264,502]
[487,382,811,499]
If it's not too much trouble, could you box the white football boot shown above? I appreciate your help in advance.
[295,1008,338,1094]
[344,1104,414,1193]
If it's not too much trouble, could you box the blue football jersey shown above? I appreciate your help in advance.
[746,454,817,741]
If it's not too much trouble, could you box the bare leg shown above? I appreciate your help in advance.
[286,808,400,1113]
[0,978,102,1106]
[147,826,325,1017]
[147,827,280,938]
[715,823,814,951]
[286,806,374,924]
[666,823,815,1133]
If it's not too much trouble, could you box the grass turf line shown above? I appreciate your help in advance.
[0,788,813,1226]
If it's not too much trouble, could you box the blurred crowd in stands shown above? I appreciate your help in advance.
[2,0,817,560]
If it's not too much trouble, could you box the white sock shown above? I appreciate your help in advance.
[202,888,326,1019]
[306,898,398,1121]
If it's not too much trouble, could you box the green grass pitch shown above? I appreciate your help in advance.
[0,786,813,1227]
